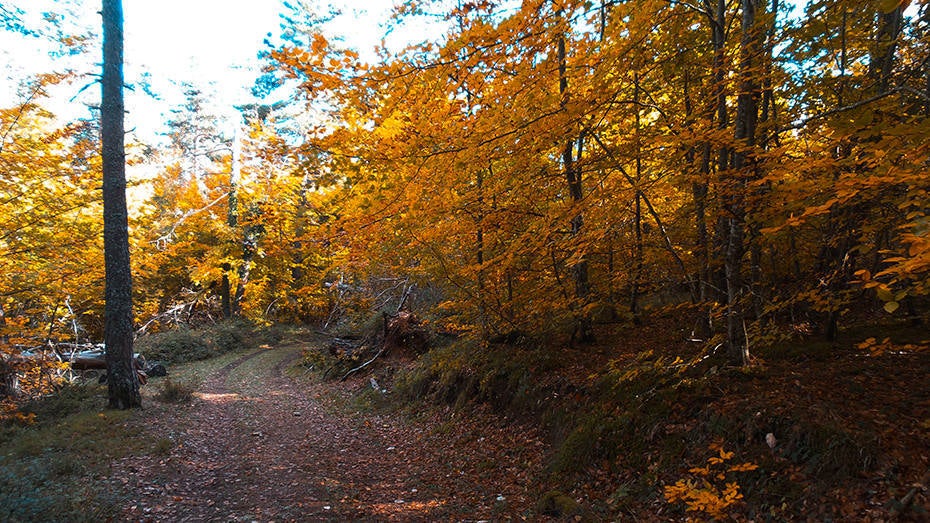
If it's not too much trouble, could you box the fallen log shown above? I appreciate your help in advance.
[66,351,148,385]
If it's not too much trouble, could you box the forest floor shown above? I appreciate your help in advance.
[111,338,550,521]
[2,318,928,521]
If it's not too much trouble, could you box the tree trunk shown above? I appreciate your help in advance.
[557,18,593,343]
[476,165,487,335]
[683,64,709,304]
[870,3,905,94]
[709,0,730,307]
[630,73,644,324]
[101,0,141,409]
[724,0,763,365]
[220,270,232,318]
[0,358,20,398]
[223,125,241,318]
[233,252,252,316]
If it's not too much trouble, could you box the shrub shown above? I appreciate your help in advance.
[205,319,254,353]
[135,329,210,364]
[155,378,194,404]
[18,384,104,422]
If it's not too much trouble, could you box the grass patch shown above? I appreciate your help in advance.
[0,384,145,522]
[136,318,266,365]
[394,337,558,414]
[136,327,211,363]
[155,377,195,404]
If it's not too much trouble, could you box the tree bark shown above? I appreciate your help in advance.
[557,14,593,343]
[723,0,764,365]
[870,3,905,94]
[708,0,730,307]
[630,73,644,324]
[222,125,240,318]
[101,0,141,409]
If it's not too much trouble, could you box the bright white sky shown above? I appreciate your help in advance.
[0,0,436,141]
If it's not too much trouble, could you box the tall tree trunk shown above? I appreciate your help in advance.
[219,125,256,318]
[818,2,906,340]
[921,4,930,115]
[870,2,905,94]
[101,0,140,409]
[724,0,762,365]
[684,64,710,304]
[557,17,593,343]
[476,165,487,335]
[709,0,730,307]
[222,124,241,318]
[233,233,254,317]
[630,73,644,324]
[220,269,232,318]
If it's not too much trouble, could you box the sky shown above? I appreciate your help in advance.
[0,0,436,142]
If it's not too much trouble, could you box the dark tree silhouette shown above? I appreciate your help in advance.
[101,0,140,409]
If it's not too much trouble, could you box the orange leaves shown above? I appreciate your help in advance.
[240,0,930,343]
[856,336,929,356]
[665,442,758,519]
[0,97,105,354]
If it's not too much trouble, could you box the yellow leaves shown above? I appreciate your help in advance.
[721,482,743,503]
[374,112,409,140]
[665,442,757,519]
[0,98,105,360]
[878,0,907,13]
[663,479,743,519]
[728,461,760,473]
[310,32,329,54]
[856,337,929,356]
[707,446,734,465]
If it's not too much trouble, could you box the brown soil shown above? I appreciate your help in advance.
[113,341,548,522]
[107,320,930,521]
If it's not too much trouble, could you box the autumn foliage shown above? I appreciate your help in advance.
[252,0,930,351]
[1,0,929,519]
[1,0,927,398]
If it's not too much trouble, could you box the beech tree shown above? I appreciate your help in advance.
[101,0,140,409]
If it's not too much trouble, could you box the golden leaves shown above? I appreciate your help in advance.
[665,442,758,519]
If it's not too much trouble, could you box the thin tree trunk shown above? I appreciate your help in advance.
[558,18,593,343]
[710,0,729,306]
[684,64,710,304]
[233,246,253,316]
[101,0,140,409]
[222,125,241,318]
[476,166,487,335]
[220,270,232,318]
[871,3,905,94]
[630,73,644,324]
[724,0,763,365]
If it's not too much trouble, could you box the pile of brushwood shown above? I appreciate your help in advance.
[312,311,430,382]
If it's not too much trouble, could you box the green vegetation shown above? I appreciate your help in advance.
[0,384,142,521]
[155,377,195,404]
[323,311,929,520]
[136,319,264,364]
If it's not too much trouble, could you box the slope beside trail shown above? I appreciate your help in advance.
[112,341,548,522]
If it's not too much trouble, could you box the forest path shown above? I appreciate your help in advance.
[113,340,543,522]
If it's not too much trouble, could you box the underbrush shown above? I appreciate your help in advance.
[394,338,561,413]
[155,377,195,403]
[135,318,264,364]
[377,316,930,520]
[304,310,435,382]
[0,383,143,521]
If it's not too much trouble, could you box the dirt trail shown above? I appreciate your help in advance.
[114,343,545,522]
